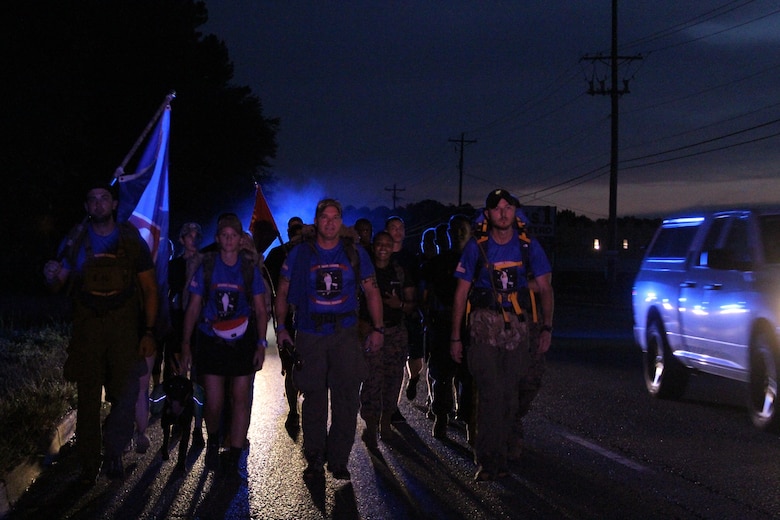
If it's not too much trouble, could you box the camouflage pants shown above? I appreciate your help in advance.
[510,322,546,443]
[360,324,408,425]
[467,308,533,472]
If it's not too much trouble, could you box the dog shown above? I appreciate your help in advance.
[159,374,196,472]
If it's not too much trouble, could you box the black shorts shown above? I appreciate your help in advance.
[194,327,257,377]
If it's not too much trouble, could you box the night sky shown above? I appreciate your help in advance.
[203,1,780,219]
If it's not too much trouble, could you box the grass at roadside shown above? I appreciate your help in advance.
[0,318,76,473]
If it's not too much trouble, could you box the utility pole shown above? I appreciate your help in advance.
[385,183,405,210]
[449,132,477,206]
[582,0,641,293]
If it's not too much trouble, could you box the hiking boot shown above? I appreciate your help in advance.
[466,421,476,447]
[432,415,447,440]
[507,438,524,461]
[474,466,494,482]
[390,409,406,423]
[78,462,101,488]
[135,432,150,454]
[405,376,419,401]
[285,411,300,439]
[104,454,124,479]
[224,447,245,480]
[380,415,394,440]
[303,451,325,480]
[303,461,324,480]
[78,469,99,488]
[328,463,351,481]
[192,427,205,448]
[205,440,220,470]
[362,422,378,450]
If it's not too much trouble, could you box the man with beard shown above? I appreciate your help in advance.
[450,189,553,482]
[44,183,157,486]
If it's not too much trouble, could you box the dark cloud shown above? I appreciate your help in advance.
[204,1,780,217]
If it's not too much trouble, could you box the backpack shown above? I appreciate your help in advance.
[68,221,143,310]
[469,213,539,326]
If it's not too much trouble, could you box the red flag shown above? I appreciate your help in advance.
[249,184,281,253]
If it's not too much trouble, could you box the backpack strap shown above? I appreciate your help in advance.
[469,215,538,327]
[201,251,255,307]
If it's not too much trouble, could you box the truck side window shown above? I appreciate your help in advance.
[760,215,780,264]
[722,217,752,269]
[698,217,728,266]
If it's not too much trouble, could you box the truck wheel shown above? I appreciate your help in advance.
[748,331,780,432]
[644,319,688,399]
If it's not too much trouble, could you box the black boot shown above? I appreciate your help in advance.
[224,447,244,479]
[361,420,378,450]
[405,376,420,401]
[205,437,220,470]
[432,414,448,440]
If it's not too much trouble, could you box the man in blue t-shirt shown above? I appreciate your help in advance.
[450,189,554,482]
[275,198,384,481]
[43,183,158,487]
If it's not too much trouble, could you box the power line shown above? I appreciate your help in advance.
[618,0,757,52]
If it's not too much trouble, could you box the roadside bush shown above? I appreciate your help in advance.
[0,320,76,473]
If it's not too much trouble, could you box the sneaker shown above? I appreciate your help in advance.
[405,376,419,401]
[135,432,150,454]
[104,454,124,479]
[390,409,406,423]
[328,464,351,480]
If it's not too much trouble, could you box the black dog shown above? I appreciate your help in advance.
[159,375,195,472]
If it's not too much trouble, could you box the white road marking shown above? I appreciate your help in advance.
[561,432,650,473]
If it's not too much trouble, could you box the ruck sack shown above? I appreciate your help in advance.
[468,211,539,328]
[72,221,143,312]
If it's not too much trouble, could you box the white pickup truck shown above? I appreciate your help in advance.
[632,207,780,430]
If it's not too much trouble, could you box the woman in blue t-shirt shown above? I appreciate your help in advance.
[179,213,268,476]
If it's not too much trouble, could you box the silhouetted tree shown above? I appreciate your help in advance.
[3,0,278,291]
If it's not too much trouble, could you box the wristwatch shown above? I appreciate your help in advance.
[540,324,553,334]
[373,326,385,334]
[257,339,269,349]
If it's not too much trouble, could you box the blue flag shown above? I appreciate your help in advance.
[116,105,171,331]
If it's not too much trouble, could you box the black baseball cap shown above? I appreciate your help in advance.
[485,189,519,209]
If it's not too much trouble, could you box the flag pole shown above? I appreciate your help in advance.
[60,92,175,261]
[112,90,176,182]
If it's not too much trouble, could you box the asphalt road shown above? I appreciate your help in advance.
[7,302,780,519]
